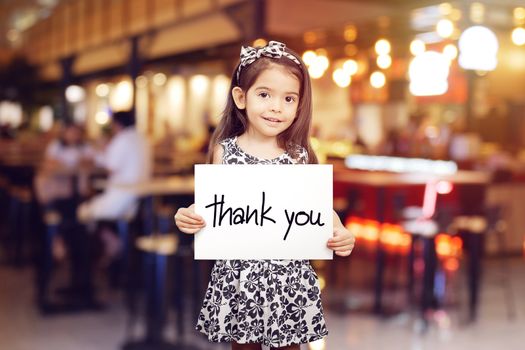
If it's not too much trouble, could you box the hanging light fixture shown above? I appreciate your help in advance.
[443,44,458,61]
[95,83,110,97]
[436,19,454,38]
[377,54,392,69]
[410,39,426,56]
[109,80,133,111]
[409,51,450,96]
[458,25,498,71]
[512,27,525,46]
[342,59,359,75]
[374,39,391,56]
[302,50,317,65]
[304,50,330,79]
[370,71,386,89]
[65,85,85,103]
[332,68,351,88]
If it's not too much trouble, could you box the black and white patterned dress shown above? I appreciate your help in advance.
[196,137,328,347]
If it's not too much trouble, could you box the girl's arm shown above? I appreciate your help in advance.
[174,144,224,234]
[327,211,356,257]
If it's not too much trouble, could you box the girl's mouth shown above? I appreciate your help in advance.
[262,116,281,123]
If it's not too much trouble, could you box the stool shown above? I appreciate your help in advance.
[402,207,440,322]
[156,204,203,323]
[450,206,515,322]
[124,234,188,350]
[450,215,485,322]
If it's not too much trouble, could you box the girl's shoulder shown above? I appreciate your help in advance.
[217,137,236,155]
[218,137,235,147]
[212,137,236,164]
[288,144,309,164]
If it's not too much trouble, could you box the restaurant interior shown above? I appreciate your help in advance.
[1,0,525,349]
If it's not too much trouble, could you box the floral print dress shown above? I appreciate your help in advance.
[195,137,328,347]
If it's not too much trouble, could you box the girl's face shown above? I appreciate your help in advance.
[233,65,300,140]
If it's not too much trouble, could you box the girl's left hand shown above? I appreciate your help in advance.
[327,226,356,257]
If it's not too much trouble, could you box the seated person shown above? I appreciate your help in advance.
[35,122,94,207]
[78,110,152,222]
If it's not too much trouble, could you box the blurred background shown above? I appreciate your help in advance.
[1,0,525,349]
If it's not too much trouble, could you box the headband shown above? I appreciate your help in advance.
[236,40,302,82]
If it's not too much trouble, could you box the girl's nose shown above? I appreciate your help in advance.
[270,99,282,113]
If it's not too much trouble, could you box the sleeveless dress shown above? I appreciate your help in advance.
[195,137,328,347]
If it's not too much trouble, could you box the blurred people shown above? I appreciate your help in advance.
[78,110,152,222]
[76,110,151,270]
[33,122,97,310]
[34,122,93,206]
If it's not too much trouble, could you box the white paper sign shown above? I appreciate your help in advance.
[194,164,333,260]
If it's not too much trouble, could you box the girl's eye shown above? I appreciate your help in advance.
[258,92,269,98]
[285,96,296,103]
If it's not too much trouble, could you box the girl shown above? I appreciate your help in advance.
[174,41,355,350]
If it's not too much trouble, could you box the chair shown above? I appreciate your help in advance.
[450,204,516,321]
[401,206,440,318]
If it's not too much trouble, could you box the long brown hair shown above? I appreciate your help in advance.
[206,44,318,164]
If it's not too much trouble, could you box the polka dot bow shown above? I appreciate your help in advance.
[236,40,301,81]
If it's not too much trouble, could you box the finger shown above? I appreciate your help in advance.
[328,232,355,244]
[186,212,204,221]
[332,244,355,252]
[335,250,352,257]
[329,241,355,250]
[175,211,205,223]
[327,238,355,248]
[176,221,206,230]
[176,210,204,222]
[176,221,205,230]
[175,215,205,226]
[327,235,353,244]
[327,235,349,244]
[328,240,355,250]
[176,207,204,220]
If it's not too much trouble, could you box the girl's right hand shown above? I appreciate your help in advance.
[174,204,206,234]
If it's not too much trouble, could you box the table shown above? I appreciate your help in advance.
[113,176,195,197]
[334,169,491,315]
[334,169,491,187]
[114,175,194,235]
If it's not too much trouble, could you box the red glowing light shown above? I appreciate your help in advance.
[444,257,459,271]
